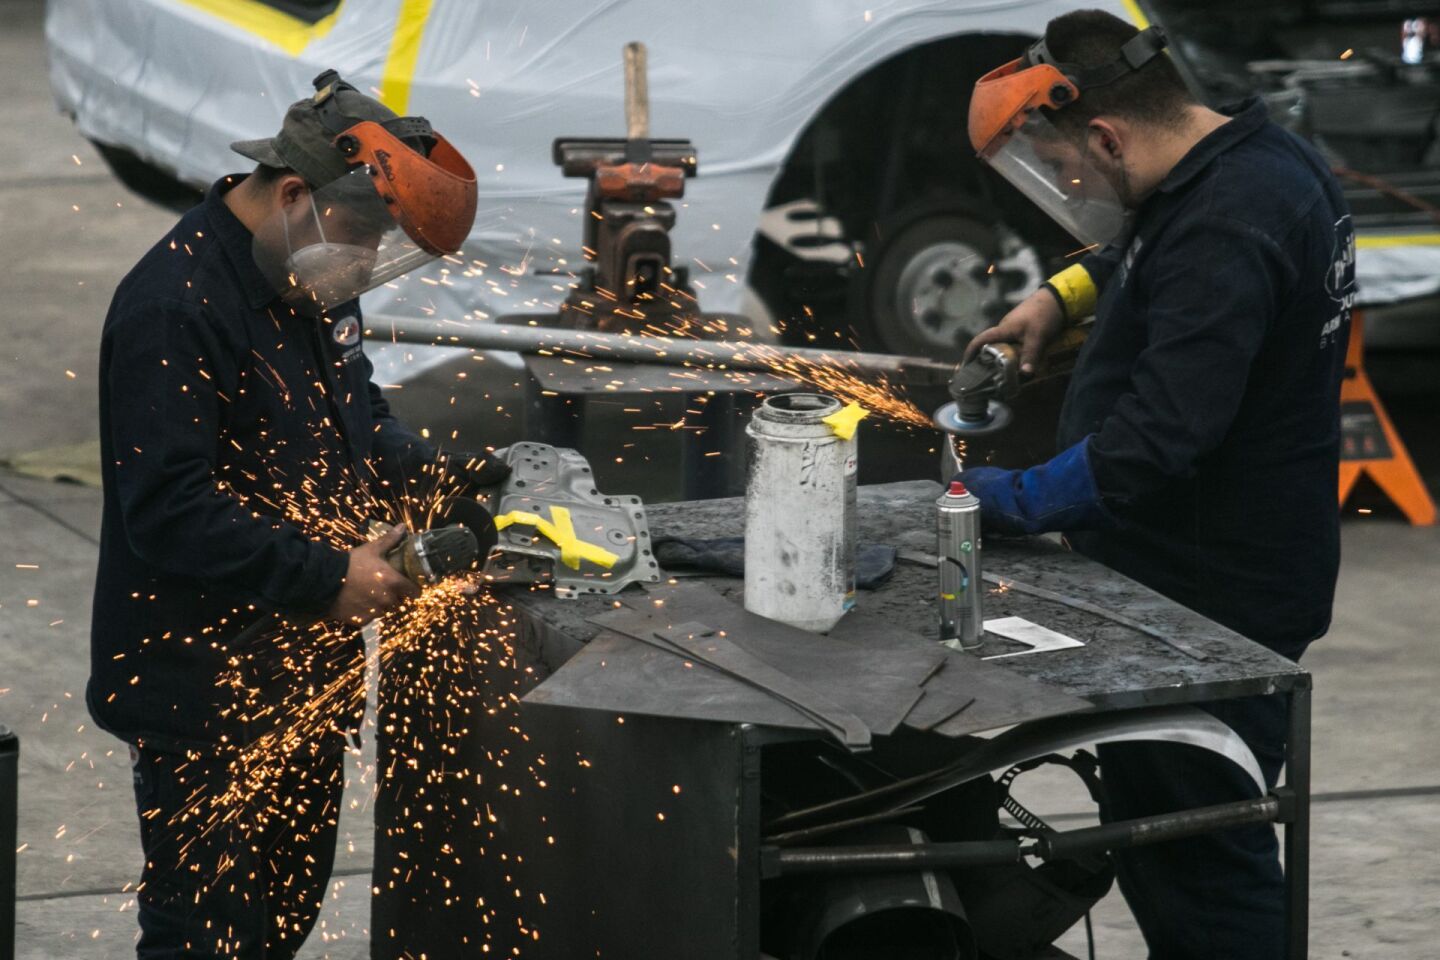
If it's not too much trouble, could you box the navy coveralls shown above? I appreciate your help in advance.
[91,177,435,958]
[1058,100,1353,957]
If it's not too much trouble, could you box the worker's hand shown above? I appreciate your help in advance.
[963,288,1066,377]
[325,525,421,626]
[956,439,1113,537]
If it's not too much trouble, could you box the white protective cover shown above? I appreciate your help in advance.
[47,0,1428,334]
[46,0,1135,327]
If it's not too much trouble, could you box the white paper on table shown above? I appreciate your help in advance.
[981,616,1086,659]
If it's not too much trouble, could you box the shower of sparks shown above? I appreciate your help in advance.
[120,445,552,953]
[106,278,941,949]
[503,272,940,432]
[22,184,969,955]
[738,346,935,429]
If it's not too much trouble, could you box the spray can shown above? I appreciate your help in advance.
[744,393,858,633]
[937,480,983,649]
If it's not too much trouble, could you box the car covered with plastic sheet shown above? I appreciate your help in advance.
[47,0,1152,361]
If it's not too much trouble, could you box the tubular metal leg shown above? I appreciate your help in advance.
[0,726,17,960]
[1285,680,1312,960]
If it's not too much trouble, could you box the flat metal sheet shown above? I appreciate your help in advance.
[597,606,920,738]
[926,656,1093,739]
[632,582,947,691]
[650,621,871,748]
[896,670,977,732]
[594,583,939,737]
[825,612,972,731]
[521,630,825,732]
[829,610,1091,736]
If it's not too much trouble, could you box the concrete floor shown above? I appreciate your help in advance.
[2,0,1439,956]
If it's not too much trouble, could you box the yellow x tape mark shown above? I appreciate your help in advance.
[494,505,620,571]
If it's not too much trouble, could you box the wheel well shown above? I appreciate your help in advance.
[750,31,1076,349]
[248,0,341,23]
[91,142,205,214]
[758,31,1054,247]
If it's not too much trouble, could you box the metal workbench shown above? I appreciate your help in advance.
[371,480,1311,960]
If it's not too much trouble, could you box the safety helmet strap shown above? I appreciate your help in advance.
[1026,25,1169,96]
[309,69,438,156]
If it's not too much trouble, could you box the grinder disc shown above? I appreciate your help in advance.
[432,496,500,562]
[931,400,1013,437]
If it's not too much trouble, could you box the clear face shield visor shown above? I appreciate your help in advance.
[254,168,440,314]
[967,30,1168,249]
[982,108,1127,248]
[254,120,477,315]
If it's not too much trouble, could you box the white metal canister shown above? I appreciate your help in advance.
[744,393,859,632]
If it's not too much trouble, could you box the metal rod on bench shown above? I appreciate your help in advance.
[364,314,957,386]
[765,838,1023,878]
[1033,795,1281,861]
[767,795,1283,878]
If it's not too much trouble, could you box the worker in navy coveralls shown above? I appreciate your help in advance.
[960,11,1352,958]
[91,72,505,959]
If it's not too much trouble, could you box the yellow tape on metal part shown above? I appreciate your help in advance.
[494,506,620,571]
[1047,264,1098,321]
[822,402,869,441]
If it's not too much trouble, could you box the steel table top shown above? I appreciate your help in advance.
[506,479,1307,714]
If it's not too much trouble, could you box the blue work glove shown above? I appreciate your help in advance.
[956,437,1114,537]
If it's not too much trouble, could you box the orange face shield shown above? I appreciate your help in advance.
[337,120,478,257]
[967,26,1168,246]
[968,59,1079,160]
[246,70,481,315]
[253,123,479,316]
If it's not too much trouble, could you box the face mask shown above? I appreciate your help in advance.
[280,194,379,312]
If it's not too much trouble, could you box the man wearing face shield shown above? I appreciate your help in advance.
[954,11,1353,959]
[90,71,509,958]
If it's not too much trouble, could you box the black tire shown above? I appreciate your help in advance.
[854,206,1011,360]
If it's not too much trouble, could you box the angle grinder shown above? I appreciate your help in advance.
[931,325,1091,478]
[933,325,1091,437]
[371,497,499,586]
[932,323,1092,465]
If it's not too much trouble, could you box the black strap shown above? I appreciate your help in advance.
[1027,25,1168,92]
[996,750,1107,833]
[997,751,1108,870]
[381,116,434,142]
[310,69,436,155]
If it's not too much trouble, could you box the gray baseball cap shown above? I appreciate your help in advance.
[231,70,407,187]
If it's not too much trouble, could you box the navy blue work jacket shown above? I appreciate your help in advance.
[89,177,435,751]
[1059,99,1354,651]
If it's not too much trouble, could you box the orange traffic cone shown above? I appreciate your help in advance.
[1337,311,1436,525]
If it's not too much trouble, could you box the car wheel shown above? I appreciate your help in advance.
[857,207,1042,360]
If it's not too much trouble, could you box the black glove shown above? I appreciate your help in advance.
[440,450,512,494]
